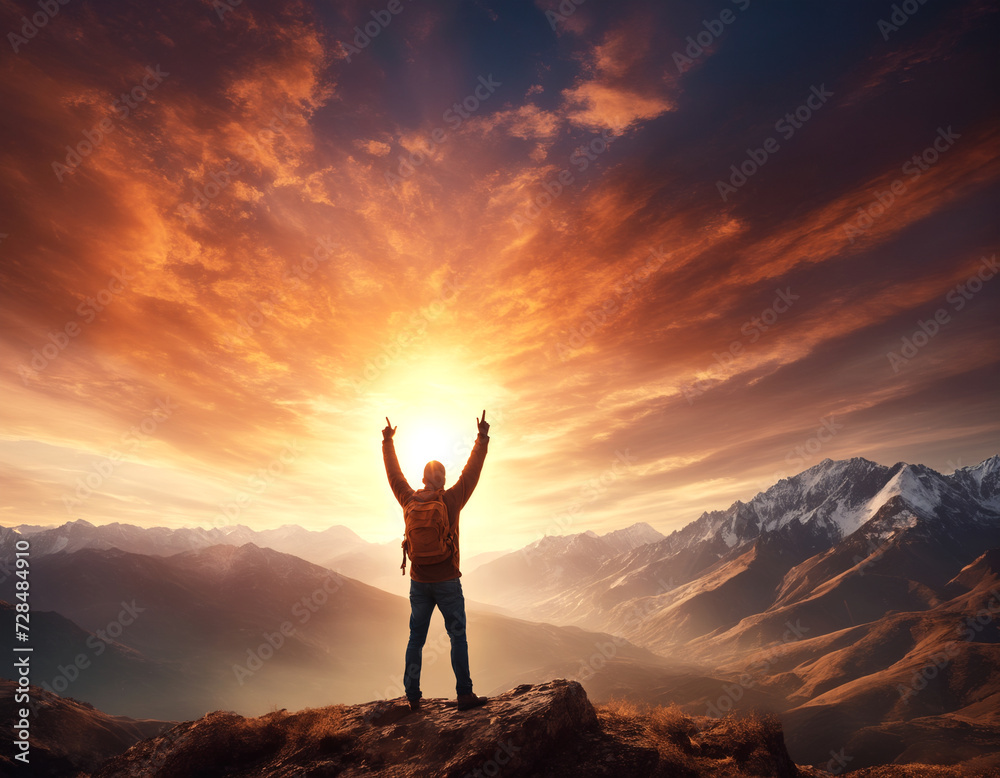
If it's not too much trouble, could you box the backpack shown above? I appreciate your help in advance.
[400,490,453,575]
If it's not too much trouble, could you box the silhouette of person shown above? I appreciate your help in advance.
[382,411,490,712]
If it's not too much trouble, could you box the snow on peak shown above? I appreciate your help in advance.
[958,454,1000,485]
[866,463,946,520]
[743,456,886,538]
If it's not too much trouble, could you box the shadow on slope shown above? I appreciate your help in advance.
[0,679,171,777]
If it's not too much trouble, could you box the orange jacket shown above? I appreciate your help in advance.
[382,433,489,582]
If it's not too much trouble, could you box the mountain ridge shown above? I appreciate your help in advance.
[468,454,1000,629]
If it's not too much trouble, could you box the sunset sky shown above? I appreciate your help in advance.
[1,0,998,555]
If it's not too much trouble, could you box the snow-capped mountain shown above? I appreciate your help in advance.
[467,455,1000,632]
[947,453,1000,511]
[661,455,999,559]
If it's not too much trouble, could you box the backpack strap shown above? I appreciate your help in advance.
[400,539,408,576]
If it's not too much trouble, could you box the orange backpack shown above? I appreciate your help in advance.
[400,490,453,575]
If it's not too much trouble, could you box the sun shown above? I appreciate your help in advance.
[393,413,474,488]
[377,352,497,487]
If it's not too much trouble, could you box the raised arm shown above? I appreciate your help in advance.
[382,417,415,506]
[448,410,490,508]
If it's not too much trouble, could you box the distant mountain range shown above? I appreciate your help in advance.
[0,518,495,594]
[2,454,998,771]
[461,522,665,614]
[0,517,658,598]
[0,542,698,722]
[465,456,1000,632]
[2,518,371,566]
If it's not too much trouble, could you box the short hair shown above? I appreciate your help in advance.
[423,460,446,489]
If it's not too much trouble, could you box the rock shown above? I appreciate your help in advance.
[92,679,806,777]
[94,679,596,778]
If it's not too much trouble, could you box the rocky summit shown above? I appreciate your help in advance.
[93,679,802,777]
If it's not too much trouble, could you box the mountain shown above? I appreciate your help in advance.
[505,456,1000,635]
[770,548,1000,769]
[0,519,369,563]
[0,518,415,591]
[319,538,415,593]
[462,522,665,615]
[0,678,170,777]
[0,520,518,597]
[459,455,1000,770]
[0,600,183,718]
[93,679,802,778]
[7,453,1000,773]
[10,543,708,722]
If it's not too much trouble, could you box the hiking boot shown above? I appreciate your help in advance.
[456,693,488,711]
[407,697,422,712]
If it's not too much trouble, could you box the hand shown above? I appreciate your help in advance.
[383,417,397,441]
[477,409,489,436]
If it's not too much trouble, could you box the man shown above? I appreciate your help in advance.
[382,411,490,712]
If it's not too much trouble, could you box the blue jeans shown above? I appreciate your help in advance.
[404,578,472,699]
